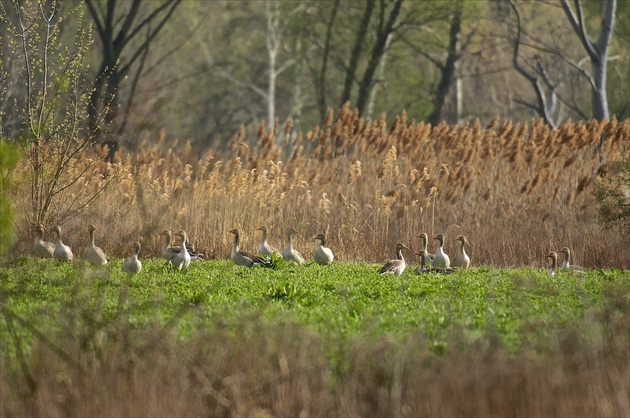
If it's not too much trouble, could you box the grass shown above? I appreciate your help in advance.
[3,108,630,415]
[1,258,628,416]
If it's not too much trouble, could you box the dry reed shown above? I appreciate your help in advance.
[8,110,630,268]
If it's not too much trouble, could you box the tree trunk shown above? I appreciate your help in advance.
[356,0,403,117]
[428,8,461,126]
[561,0,616,120]
[340,0,375,107]
[317,0,340,123]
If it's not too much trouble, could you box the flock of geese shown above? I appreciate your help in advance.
[33,224,579,276]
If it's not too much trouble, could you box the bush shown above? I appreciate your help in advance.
[595,157,630,236]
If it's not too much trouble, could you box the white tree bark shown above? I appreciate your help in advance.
[561,0,616,120]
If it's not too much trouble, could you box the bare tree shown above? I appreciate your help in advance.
[339,0,375,109]
[508,0,617,127]
[316,0,340,123]
[356,0,404,117]
[84,0,181,160]
[560,0,616,120]
[508,0,560,127]
[264,0,298,130]
[425,3,470,126]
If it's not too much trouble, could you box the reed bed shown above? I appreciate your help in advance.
[10,106,630,268]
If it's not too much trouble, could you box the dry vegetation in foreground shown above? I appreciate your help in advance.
[2,315,628,417]
[9,106,630,268]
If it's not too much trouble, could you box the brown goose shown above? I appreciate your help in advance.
[159,230,180,261]
[559,247,584,271]
[379,243,409,275]
[229,229,270,267]
[282,227,305,264]
[257,225,280,257]
[451,235,470,269]
[84,224,108,266]
[186,243,205,261]
[547,251,558,277]
[121,242,142,274]
[418,233,435,267]
[313,233,334,265]
[52,225,73,262]
[33,224,54,258]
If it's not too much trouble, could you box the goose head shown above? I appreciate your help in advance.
[314,233,327,245]
[433,234,445,246]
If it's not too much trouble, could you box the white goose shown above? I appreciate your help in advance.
[547,251,558,276]
[52,225,73,262]
[159,230,180,261]
[282,227,305,264]
[33,224,54,258]
[257,225,280,257]
[313,233,334,265]
[379,243,409,275]
[170,230,191,270]
[559,247,583,271]
[121,242,142,274]
[229,229,270,267]
[417,250,455,274]
[418,233,434,267]
[451,235,470,269]
[84,224,108,266]
[432,234,450,268]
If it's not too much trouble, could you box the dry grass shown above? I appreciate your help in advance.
[2,310,628,417]
[9,107,630,268]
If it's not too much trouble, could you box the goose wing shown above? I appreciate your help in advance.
[379,259,403,274]
[239,250,270,266]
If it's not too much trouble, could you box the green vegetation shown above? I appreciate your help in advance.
[2,260,628,415]
[2,259,627,356]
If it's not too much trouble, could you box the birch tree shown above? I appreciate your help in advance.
[560,0,616,120]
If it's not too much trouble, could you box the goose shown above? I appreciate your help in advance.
[84,224,108,266]
[186,243,205,261]
[451,235,470,269]
[159,230,180,261]
[51,225,73,262]
[417,250,455,274]
[559,247,583,271]
[282,227,305,264]
[547,251,558,276]
[257,225,280,257]
[379,243,409,275]
[169,230,191,270]
[121,242,142,274]
[432,234,450,268]
[33,224,54,258]
[417,250,429,273]
[229,228,270,267]
[313,233,334,265]
[418,233,435,267]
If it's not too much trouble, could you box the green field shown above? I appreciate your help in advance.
[1,259,629,416]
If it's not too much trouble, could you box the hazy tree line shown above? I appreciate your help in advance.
[1,0,628,154]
